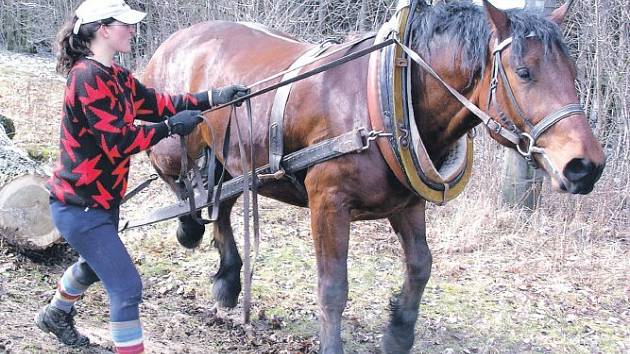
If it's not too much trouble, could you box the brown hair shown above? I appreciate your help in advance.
[55,17,115,76]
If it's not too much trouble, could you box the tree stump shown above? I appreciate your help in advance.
[0,122,61,251]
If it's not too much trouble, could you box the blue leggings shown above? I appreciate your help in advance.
[50,198,142,322]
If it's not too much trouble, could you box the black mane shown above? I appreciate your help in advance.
[410,1,570,83]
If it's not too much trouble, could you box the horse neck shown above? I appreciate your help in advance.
[412,50,486,161]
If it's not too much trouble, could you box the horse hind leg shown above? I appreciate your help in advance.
[211,196,242,308]
[382,200,431,354]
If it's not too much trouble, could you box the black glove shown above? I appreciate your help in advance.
[211,84,250,107]
[166,110,203,136]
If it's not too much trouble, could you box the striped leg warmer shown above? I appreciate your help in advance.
[111,319,144,354]
[50,264,91,313]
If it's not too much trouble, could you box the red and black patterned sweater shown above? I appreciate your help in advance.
[48,58,210,209]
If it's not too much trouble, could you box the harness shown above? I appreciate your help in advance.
[486,34,582,187]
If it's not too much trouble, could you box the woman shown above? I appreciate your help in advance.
[35,1,248,352]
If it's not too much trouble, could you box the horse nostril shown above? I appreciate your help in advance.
[564,158,594,182]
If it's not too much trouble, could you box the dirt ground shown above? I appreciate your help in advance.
[0,50,628,354]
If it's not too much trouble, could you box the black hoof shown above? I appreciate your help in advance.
[212,271,241,308]
[381,330,414,354]
[176,214,205,249]
[381,294,416,353]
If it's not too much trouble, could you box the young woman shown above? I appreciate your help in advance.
[35,1,248,353]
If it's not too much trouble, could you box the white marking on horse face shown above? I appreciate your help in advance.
[238,22,300,43]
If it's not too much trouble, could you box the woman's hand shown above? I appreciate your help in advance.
[211,84,250,106]
[166,110,204,136]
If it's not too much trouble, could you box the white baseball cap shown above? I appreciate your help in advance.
[73,0,147,35]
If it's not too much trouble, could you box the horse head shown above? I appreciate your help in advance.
[479,0,605,194]
[409,0,605,195]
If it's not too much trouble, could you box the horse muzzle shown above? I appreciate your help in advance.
[558,157,605,195]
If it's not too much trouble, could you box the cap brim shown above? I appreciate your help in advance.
[113,9,147,24]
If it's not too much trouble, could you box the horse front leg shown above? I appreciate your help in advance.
[210,196,242,308]
[308,189,350,354]
[382,200,431,354]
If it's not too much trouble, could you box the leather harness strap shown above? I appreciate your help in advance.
[119,128,373,231]
[367,40,410,189]
[268,41,336,175]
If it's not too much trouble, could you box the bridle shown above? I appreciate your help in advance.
[485,33,584,186]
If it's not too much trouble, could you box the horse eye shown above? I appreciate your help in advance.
[516,67,531,81]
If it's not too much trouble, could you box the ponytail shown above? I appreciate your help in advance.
[55,16,115,76]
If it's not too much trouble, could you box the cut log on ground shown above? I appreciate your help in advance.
[0,123,61,251]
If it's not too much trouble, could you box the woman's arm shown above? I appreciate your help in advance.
[131,76,211,123]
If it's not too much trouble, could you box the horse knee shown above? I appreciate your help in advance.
[407,253,432,283]
[176,213,205,248]
[319,280,348,309]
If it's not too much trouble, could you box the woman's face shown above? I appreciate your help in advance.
[101,21,136,53]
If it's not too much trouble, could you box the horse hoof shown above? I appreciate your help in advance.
[176,216,205,249]
[212,274,241,308]
[381,329,414,354]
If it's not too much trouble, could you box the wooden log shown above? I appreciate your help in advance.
[0,123,61,251]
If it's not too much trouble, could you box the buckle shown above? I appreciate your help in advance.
[258,169,285,181]
[486,119,503,134]
[359,128,393,151]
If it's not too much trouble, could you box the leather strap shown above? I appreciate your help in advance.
[530,104,583,142]
[119,128,372,231]
[178,135,209,225]
[120,174,158,204]
[396,40,521,145]
[269,42,335,174]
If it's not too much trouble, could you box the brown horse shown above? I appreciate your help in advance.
[143,1,605,352]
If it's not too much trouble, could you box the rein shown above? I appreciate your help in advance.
[200,37,397,115]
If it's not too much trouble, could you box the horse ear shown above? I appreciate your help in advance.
[548,0,574,25]
[482,0,510,42]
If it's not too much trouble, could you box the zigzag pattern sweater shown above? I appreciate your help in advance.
[48,58,210,209]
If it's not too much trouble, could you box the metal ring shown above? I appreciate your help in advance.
[516,133,535,157]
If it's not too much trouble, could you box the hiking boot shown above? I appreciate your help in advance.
[35,305,90,346]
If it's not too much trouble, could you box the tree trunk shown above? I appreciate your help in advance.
[0,123,61,251]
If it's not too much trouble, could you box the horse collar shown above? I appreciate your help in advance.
[367,1,474,205]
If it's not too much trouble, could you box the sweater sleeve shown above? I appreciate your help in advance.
[83,102,170,157]
[131,75,211,123]
[72,65,170,157]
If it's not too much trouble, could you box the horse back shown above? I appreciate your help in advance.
[143,21,310,179]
